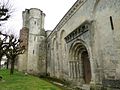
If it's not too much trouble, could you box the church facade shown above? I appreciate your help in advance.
[18,0,120,89]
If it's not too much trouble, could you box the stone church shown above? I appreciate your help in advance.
[18,0,120,89]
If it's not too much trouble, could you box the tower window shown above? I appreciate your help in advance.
[33,50,34,54]
[27,10,30,14]
[34,37,36,41]
[34,21,36,24]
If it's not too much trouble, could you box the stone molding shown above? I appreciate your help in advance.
[56,0,87,30]
[48,0,87,38]
[65,20,91,43]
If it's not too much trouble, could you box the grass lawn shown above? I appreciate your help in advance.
[0,69,62,90]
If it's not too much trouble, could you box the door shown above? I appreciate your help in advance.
[81,51,91,84]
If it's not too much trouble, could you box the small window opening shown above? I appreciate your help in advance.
[34,37,36,41]
[27,10,30,14]
[34,21,36,24]
[110,16,114,30]
[33,50,34,54]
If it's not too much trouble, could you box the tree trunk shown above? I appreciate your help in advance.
[10,59,15,75]
[0,60,1,69]
[0,56,2,69]
[6,59,9,69]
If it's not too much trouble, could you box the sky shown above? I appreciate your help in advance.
[0,0,77,37]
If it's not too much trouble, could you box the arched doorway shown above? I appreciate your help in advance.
[69,40,91,84]
[81,51,91,84]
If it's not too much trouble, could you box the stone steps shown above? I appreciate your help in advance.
[81,84,90,90]
[72,84,90,90]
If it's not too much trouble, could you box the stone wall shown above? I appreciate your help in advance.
[18,0,120,89]
[47,0,95,81]
[93,0,120,81]
[18,27,29,72]
[47,0,120,89]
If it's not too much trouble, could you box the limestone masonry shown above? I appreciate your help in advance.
[18,0,120,89]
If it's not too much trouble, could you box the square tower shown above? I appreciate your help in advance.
[19,8,46,75]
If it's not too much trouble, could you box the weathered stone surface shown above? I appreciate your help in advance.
[18,0,120,89]
[102,79,120,89]
[18,8,46,75]
[18,27,29,72]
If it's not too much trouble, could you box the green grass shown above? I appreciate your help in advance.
[0,69,62,90]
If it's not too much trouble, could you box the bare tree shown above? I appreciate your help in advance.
[0,0,15,29]
[0,31,8,68]
[0,31,25,74]
[0,0,13,21]
[5,34,25,74]
[0,0,22,73]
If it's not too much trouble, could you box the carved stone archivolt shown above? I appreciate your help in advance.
[68,41,91,84]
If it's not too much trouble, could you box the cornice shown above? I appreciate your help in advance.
[48,0,87,39]
[56,0,87,30]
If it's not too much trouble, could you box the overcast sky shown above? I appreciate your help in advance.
[1,0,77,37]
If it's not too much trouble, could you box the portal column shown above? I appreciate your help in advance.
[79,59,84,83]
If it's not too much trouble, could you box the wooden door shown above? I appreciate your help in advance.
[81,51,91,84]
